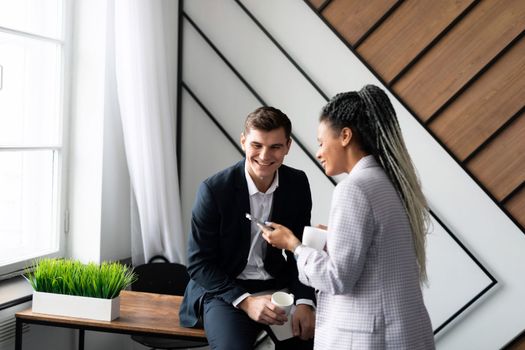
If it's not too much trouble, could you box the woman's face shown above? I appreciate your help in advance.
[316,120,348,176]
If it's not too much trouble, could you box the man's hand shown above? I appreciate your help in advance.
[238,295,288,325]
[292,304,315,340]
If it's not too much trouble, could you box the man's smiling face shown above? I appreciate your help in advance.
[240,127,291,190]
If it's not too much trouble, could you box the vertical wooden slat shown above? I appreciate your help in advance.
[357,0,474,83]
[429,38,525,161]
[466,115,525,201]
[393,0,525,121]
[322,0,396,46]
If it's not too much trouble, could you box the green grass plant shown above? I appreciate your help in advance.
[25,258,137,299]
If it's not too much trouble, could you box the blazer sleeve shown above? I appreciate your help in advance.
[296,179,375,295]
[186,181,246,304]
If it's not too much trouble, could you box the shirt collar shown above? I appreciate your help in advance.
[244,163,279,196]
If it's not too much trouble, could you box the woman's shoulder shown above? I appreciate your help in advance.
[338,166,393,200]
[343,164,385,186]
[334,175,369,204]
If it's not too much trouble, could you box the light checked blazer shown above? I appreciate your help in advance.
[296,156,435,349]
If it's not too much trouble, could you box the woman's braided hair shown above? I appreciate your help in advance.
[321,85,430,283]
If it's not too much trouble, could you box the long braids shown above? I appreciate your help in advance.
[322,85,430,283]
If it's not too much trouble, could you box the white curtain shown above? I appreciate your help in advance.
[114,0,185,265]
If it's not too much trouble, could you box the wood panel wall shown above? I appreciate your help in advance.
[308,0,525,237]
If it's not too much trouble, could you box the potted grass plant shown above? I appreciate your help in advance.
[25,258,136,321]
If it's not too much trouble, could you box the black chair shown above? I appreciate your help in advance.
[130,255,208,349]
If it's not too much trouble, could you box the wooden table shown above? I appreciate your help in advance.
[15,290,206,350]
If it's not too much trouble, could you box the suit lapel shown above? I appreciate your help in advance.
[234,160,252,254]
[265,167,288,259]
[269,166,287,223]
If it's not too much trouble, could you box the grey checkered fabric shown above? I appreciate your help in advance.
[296,156,435,349]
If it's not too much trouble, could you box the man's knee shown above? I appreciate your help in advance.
[203,297,261,350]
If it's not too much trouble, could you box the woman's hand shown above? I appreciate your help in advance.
[259,222,301,252]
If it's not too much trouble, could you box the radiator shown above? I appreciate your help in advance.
[0,301,31,350]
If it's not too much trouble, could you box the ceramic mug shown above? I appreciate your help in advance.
[302,226,327,250]
[271,291,294,316]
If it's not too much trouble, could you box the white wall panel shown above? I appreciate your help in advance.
[180,91,242,240]
[239,0,381,97]
[423,218,493,330]
[182,19,262,141]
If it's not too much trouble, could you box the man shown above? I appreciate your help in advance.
[180,107,315,349]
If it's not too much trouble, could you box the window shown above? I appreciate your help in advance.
[0,0,68,277]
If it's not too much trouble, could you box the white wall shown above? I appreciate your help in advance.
[179,1,525,349]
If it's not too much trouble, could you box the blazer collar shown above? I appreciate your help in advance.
[233,160,252,251]
[351,155,379,174]
[234,159,247,189]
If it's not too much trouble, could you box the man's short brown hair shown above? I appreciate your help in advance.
[243,106,292,139]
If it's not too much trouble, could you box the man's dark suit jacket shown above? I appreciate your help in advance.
[179,159,315,327]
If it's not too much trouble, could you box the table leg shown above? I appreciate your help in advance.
[15,318,23,350]
[79,329,85,350]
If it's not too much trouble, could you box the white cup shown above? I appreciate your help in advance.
[271,291,294,316]
[302,226,327,250]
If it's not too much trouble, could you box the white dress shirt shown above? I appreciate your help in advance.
[233,165,314,309]
[237,165,278,281]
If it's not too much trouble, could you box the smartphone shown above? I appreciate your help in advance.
[245,213,273,230]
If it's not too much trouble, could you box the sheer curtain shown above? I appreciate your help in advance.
[114,0,185,265]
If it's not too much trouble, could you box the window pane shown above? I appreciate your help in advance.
[0,32,62,146]
[0,0,63,39]
[0,150,58,266]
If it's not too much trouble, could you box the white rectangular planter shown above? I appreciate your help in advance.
[32,291,120,321]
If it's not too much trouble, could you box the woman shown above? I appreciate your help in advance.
[261,85,435,349]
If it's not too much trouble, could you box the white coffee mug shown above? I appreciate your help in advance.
[302,226,327,250]
[271,291,294,316]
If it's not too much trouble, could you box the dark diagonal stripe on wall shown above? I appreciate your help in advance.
[182,82,244,155]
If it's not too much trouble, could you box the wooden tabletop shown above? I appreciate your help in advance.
[16,290,206,340]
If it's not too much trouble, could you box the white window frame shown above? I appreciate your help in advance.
[0,2,71,279]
